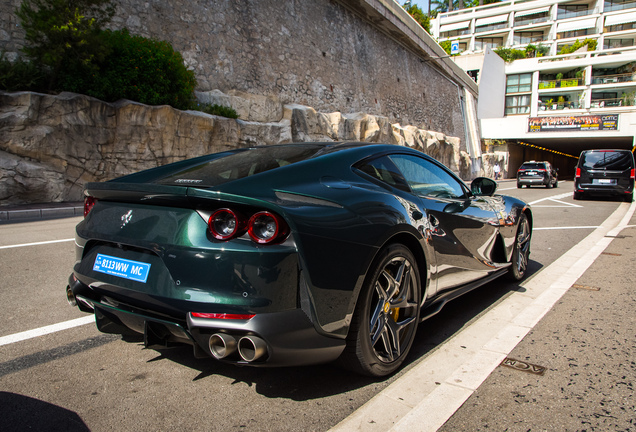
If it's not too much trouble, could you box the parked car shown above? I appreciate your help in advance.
[517,161,558,188]
[66,143,532,377]
[574,149,635,202]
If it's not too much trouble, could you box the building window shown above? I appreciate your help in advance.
[557,29,591,39]
[605,0,636,12]
[514,12,550,26]
[475,37,503,51]
[557,5,590,20]
[604,38,635,49]
[506,95,531,115]
[505,73,532,115]
[475,22,508,33]
[441,29,471,38]
[514,31,545,45]
[506,73,532,93]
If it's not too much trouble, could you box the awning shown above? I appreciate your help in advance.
[605,11,636,26]
[476,14,509,27]
[440,20,471,32]
[556,17,598,32]
[515,6,550,18]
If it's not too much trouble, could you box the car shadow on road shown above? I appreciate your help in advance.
[0,392,90,432]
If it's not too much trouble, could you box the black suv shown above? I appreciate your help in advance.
[574,149,635,202]
[517,161,558,188]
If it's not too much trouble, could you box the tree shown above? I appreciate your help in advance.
[403,3,431,33]
[16,0,115,90]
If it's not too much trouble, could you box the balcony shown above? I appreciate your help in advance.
[591,73,636,84]
[604,0,636,12]
[557,9,595,20]
[590,96,634,107]
[538,100,581,111]
[539,78,584,89]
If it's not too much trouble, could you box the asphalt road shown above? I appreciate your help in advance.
[0,180,633,431]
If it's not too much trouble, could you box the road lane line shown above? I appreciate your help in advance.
[0,316,95,347]
[0,238,74,250]
[331,201,636,432]
[534,226,599,230]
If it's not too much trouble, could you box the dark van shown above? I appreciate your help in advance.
[574,149,635,202]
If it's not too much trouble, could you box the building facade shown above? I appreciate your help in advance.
[432,0,636,174]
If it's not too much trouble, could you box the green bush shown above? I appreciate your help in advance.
[0,53,48,91]
[16,0,115,90]
[558,38,598,55]
[61,29,197,110]
[198,103,239,119]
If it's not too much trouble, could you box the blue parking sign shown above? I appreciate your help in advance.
[451,41,459,55]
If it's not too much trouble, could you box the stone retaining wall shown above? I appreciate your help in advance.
[0,91,474,205]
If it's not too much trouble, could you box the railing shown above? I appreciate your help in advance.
[539,78,583,89]
[475,23,509,33]
[514,15,550,26]
[557,8,595,19]
[604,0,636,12]
[538,101,581,110]
[591,73,636,84]
[537,45,636,63]
[590,97,634,107]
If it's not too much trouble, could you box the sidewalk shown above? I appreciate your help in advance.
[437,209,636,431]
[0,202,84,223]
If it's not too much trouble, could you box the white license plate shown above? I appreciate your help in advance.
[594,179,615,185]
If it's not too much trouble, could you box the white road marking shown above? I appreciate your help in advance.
[0,238,74,250]
[534,226,599,230]
[0,315,95,347]
[529,191,573,205]
[330,201,636,432]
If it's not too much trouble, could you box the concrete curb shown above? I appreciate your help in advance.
[0,203,84,223]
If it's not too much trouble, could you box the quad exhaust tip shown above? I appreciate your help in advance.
[238,335,268,362]
[209,333,237,360]
[65,285,77,307]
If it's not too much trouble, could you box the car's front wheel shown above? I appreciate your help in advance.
[508,213,531,281]
[340,244,421,377]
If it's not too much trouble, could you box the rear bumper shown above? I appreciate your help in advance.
[67,275,345,367]
[574,182,634,196]
[517,177,549,186]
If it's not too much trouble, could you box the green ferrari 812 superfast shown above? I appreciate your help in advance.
[67,142,532,377]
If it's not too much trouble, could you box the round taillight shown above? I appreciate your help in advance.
[209,209,245,240]
[248,212,289,244]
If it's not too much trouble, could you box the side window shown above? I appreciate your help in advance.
[390,154,467,199]
[354,156,410,191]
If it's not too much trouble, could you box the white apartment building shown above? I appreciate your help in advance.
[431,0,636,174]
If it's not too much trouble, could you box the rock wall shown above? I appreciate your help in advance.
[0,91,474,205]
[0,0,468,141]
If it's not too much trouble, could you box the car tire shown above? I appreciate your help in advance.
[554,180,558,188]
[339,244,421,377]
[507,213,531,281]
[625,193,633,203]
[517,182,522,189]
[573,192,582,200]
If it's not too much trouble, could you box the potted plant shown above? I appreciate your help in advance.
[546,98,554,109]
[557,96,565,109]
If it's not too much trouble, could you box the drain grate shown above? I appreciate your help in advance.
[500,357,546,376]
[572,284,600,291]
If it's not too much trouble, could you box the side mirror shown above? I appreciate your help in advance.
[471,177,498,197]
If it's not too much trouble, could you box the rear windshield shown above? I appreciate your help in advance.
[156,145,326,187]
[579,151,634,171]
[520,163,546,170]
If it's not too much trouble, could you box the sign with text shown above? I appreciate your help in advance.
[528,115,619,132]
